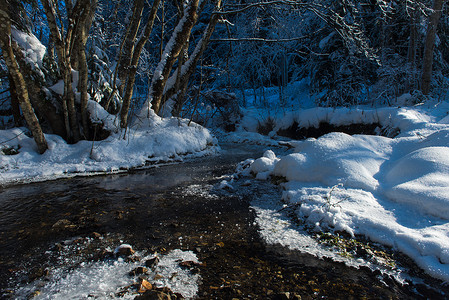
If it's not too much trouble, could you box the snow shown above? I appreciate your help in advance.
[250,150,280,180]
[152,249,201,298]
[3,59,449,283]
[251,194,410,283]
[48,80,65,95]
[0,109,217,186]
[49,70,80,95]
[11,27,46,69]
[241,100,449,282]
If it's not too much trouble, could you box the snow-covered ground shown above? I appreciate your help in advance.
[0,105,217,186]
[233,100,449,283]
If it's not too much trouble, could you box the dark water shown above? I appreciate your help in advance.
[0,143,447,299]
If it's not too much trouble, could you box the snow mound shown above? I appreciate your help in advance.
[273,133,390,191]
[244,102,449,282]
[384,146,449,219]
[250,150,280,180]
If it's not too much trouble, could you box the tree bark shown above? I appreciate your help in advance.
[41,0,74,141]
[120,0,161,128]
[421,0,445,95]
[0,8,48,154]
[117,0,145,96]
[41,0,97,142]
[74,0,97,139]
[150,0,201,115]
[164,0,223,107]
[8,74,22,126]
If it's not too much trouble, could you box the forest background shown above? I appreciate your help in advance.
[0,0,448,153]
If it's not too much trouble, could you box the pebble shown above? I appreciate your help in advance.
[114,244,135,257]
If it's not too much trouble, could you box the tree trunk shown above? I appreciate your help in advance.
[421,0,445,95]
[74,0,97,139]
[406,8,418,92]
[42,0,97,143]
[8,74,22,126]
[120,0,161,128]
[117,0,145,96]
[163,0,223,105]
[0,8,48,154]
[150,0,201,115]
[12,41,67,138]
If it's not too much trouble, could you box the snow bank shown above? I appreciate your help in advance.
[244,101,449,282]
[0,111,217,185]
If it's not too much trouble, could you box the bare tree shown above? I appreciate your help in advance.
[117,0,145,96]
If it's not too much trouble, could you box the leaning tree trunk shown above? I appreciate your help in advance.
[164,0,223,110]
[12,41,67,138]
[0,8,48,154]
[149,0,201,115]
[421,0,445,95]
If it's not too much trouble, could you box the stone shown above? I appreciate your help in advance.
[91,232,102,239]
[114,244,135,257]
[273,292,291,300]
[93,249,113,261]
[137,278,153,293]
[27,290,40,299]
[145,256,160,269]
[129,266,149,276]
[51,219,77,231]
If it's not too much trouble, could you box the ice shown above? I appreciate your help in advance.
[15,249,200,299]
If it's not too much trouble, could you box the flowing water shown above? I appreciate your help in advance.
[0,143,447,299]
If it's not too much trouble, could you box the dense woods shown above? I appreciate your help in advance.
[0,0,448,153]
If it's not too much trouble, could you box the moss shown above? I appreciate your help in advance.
[315,231,396,268]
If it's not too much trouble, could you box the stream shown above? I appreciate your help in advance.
[0,143,447,299]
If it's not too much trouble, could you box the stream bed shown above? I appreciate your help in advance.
[0,143,447,299]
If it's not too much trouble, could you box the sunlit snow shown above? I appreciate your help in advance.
[243,101,449,282]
